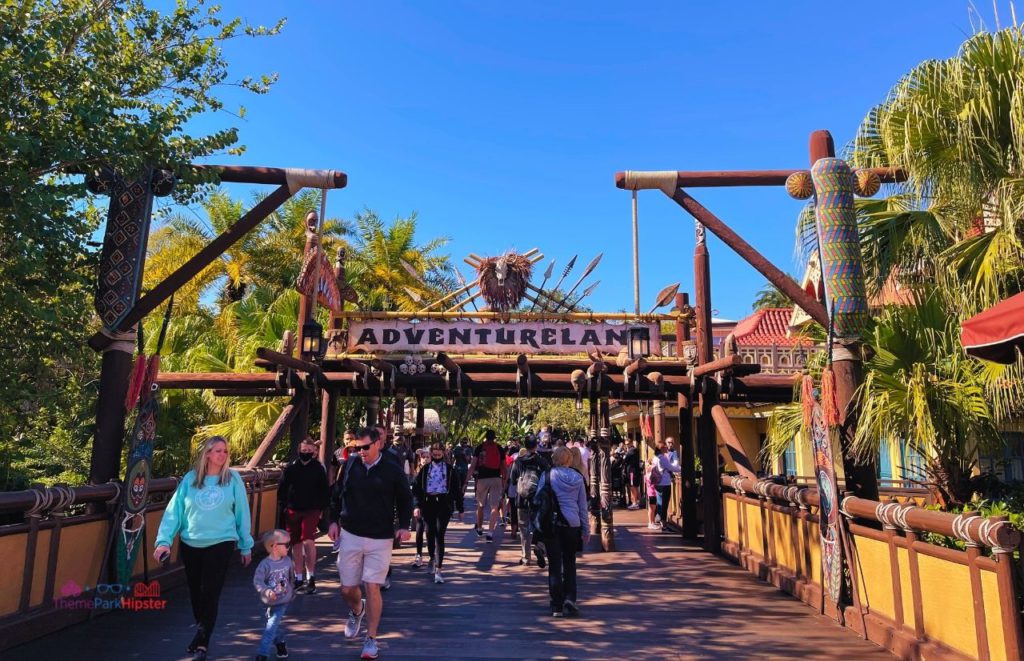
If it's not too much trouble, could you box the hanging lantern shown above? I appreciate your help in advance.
[301,318,326,360]
[628,325,651,360]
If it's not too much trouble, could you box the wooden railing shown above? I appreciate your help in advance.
[720,476,1023,661]
[0,467,283,652]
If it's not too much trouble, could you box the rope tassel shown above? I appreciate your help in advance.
[801,375,815,431]
[821,367,840,427]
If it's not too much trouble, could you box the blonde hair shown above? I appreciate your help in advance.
[262,529,289,551]
[517,448,527,457]
[192,436,233,488]
[552,446,573,467]
[570,447,585,475]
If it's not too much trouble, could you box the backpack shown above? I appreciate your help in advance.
[480,441,501,471]
[646,459,662,486]
[515,457,544,508]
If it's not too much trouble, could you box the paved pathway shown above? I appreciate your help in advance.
[15,508,889,660]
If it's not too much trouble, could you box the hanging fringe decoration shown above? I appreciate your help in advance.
[124,354,148,410]
[821,367,840,427]
[801,374,815,431]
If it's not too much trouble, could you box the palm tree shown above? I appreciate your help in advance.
[854,293,1001,507]
[848,27,1024,314]
[752,282,791,310]
[145,197,454,463]
[345,209,453,311]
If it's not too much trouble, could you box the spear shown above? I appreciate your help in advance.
[564,280,601,312]
[453,268,480,313]
[553,252,602,311]
[647,282,680,314]
[545,254,577,308]
[529,259,556,312]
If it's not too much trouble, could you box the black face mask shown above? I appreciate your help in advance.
[299,452,314,462]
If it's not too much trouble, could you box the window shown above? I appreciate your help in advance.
[899,439,927,488]
[743,353,754,364]
[779,355,790,366]
[980,432,1024,482]
[760,354,771,366]
[781,438,797,477]
[877,438,892,481]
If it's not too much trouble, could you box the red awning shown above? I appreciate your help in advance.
[961,292,1024,364]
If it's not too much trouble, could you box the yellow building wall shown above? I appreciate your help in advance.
[715,416,765,473]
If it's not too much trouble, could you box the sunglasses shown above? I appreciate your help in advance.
[353,442,374,452]
[273,542,289,547]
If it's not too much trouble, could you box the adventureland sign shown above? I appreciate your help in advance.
[346,321,662,356]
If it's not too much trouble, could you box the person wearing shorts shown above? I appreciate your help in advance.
[468,429,507,542]
[328,427,412,660]
[277,437,329,594]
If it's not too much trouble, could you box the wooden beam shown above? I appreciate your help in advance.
[213,388,288,397]
[669,188,829,329]
[256,347,320,374]
[334,310,690,322]
[157,372,280,389]
[89,185,295,351]
[613,167,905,189]
[247,401,300,468]
[690,354,744,378]
[710,405,757,480]
[196,165,347,188]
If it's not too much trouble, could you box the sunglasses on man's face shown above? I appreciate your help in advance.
[354,442,374,452]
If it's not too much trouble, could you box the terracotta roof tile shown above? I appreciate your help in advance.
[733,308,813,347]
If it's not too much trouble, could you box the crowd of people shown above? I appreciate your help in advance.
[154,426,676,660]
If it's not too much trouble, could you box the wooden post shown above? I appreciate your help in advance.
[89,342,136,486]
[808,130,879,501]
[320,390,338,476]
[320,248,345,481]
[588,398,601,543]
[694,223,722,553]
[288,388,311,461]
[676,293,698,539]
[366,396,380,430]
[599,397,615,551]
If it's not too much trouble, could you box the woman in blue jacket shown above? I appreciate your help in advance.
[534,446,590,618]
[154,436,254,661]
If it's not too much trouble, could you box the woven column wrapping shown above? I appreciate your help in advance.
[810,158,869,339]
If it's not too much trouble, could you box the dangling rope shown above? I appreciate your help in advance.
[309,188,328,319]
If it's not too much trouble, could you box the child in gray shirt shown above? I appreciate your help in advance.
[253,529,295,660]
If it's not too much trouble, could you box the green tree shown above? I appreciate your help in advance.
[752,282,792,310]
[346,209,452,312]
[0,0,282,488]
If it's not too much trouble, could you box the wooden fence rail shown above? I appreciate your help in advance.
[0,467,283,653]
[720,476,1023,661]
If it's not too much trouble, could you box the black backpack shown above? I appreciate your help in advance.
[515,456,545,508]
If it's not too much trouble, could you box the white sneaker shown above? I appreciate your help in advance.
[627,504,640,511]
[647,523,660,530]
[433,571,444,584]
[345,598,366,638]
[412,554,422,568]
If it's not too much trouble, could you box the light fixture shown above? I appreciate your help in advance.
[301,318,326,360]
[628,325,651,360]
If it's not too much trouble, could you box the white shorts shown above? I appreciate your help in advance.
[337,529,393,586]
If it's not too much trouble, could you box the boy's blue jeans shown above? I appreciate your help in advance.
[258,602,288,656]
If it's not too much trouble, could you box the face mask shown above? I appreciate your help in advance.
[299,452,314,462]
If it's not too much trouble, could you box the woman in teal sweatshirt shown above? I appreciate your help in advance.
[154,436,254,661]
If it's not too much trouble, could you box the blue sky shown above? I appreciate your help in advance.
[188,1,996,320]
